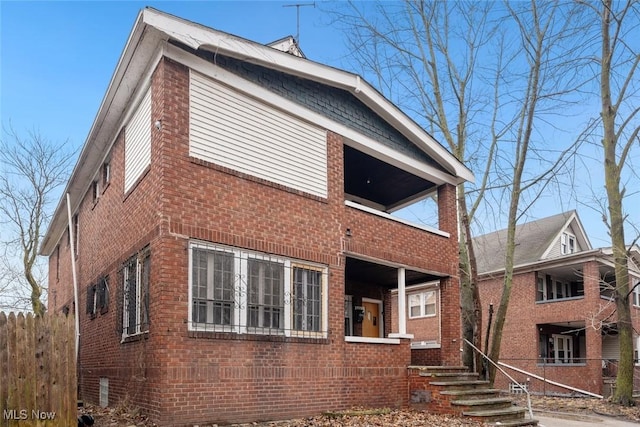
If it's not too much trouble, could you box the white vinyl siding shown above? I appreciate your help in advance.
[124,88,152,193]
[189,71,328,198]
[602,334,620,360]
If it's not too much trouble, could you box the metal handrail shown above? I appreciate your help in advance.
[463,338,535,420]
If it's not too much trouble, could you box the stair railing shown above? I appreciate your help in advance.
[463,338,534,420]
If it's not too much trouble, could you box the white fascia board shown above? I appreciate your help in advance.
[142,8,473,184]
[165,44,456,187]
[480,248,605,277]
[571,213,593,251]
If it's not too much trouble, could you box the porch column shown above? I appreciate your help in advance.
[398,267,407,335]
[389,267,413,339]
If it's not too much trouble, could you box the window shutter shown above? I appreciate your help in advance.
[86,284,96,317]
[98,276,109,314]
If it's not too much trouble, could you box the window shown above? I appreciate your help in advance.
[86,278,109,318]
[92,180,100,203]
[248,258,284,330]
[192,248,235,326]
[561,232,576,255]
[553,334,573,363]
[408,290,436,318]
[102,161,111,187]
[86,284,97,318]
[293,265,322,332]
[536,274,583,302]
[97,276,109,314]
[538,326,584,364]
[73,214,79,256]
[189,242,327,337]
[632,280,640,307]
[122,250,150,338]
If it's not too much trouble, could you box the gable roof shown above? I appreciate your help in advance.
[40,7,474,256]
[474,211,592,274]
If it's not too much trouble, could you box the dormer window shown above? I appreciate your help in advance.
[561,232,576,255]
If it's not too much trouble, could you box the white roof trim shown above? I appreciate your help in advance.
[142,8,473,183]
[40,7,473,255]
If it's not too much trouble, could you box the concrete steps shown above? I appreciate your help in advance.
[408,366,538,426]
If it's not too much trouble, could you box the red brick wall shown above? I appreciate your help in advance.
[48,56,462,425]
[478,260,625,395]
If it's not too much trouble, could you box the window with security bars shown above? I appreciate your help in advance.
[192,248,235,326]
[248,258,284,330]
[189,241,327,338]
[122,249,150,338]
[293,265,322,332]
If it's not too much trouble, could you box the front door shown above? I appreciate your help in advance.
[362,300,381,338]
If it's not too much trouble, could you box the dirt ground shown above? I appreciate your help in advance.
[78,394,640,426]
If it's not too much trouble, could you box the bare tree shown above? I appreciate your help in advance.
[331,0,505,372]
[0,127,75,315]
[331,0,585,376]
[584,0,640,406]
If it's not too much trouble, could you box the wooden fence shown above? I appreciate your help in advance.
[0,312,76,426]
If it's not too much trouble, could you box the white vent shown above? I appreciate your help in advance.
[99,378,109,408]
[189,71,327,198]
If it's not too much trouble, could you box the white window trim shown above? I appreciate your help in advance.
[122,253,149,340]
[188,241,328,338]
[632,280,640,307]
[408,290,437,319]
[345,336,400,344]
[561,232,576,255]
[290,263,326,338]
[552,334,574,363]
[537,275,582,302]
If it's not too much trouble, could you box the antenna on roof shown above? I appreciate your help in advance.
[283,2,315,46]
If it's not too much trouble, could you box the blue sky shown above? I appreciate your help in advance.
[1,1,346,145]
[1,1,637,248]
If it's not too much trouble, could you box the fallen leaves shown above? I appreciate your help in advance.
[80,395,640,426]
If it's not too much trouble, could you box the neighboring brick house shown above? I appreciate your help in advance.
[39,8,473,426]
[474,211,640,397]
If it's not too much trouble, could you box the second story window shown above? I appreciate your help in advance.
[537,274,583,302]
[561,232,576,255]
[632,280,640,307]
[92,180,100,203]
[102,161,111,188]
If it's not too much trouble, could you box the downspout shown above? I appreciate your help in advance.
[66,193,80,361]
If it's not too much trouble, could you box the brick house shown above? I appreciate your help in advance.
[474,211,640,396]
[39,8,473,426]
